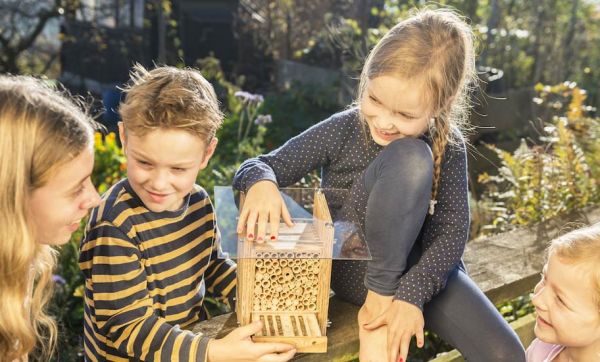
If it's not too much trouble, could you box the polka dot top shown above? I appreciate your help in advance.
[233,108,470,309]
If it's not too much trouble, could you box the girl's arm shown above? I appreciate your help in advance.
[394,135,470,310]
[233,114,345,240]
[233,114,340,193]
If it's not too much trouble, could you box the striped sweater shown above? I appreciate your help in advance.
[79,179,236,361]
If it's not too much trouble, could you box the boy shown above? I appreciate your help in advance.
[79,65,295,361]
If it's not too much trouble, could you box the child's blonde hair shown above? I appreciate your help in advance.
[547,223,600,308]
[119,64,224,142]
[357,7,477,206]
[0,75,95,360]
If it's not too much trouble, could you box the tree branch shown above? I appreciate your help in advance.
[16,5,61,53]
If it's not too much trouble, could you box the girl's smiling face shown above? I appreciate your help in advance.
[27,146,100,245]
[360,75,432,146]
[532,253,600,349]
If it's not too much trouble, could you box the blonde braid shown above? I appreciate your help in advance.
[429,116,451,215]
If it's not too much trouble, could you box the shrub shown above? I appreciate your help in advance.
[478,82,599,234]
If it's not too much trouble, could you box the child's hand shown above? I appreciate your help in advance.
[358,303,390,362]
[206,321,296,362]
[237,181,293,242]
[363,299,425,362]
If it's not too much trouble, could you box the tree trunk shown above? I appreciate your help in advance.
[560,0,579,82]
[480,0,501,66]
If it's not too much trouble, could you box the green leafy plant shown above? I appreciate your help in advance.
[478,82,599,234]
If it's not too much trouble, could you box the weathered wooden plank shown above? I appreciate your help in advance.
[432,313,536,362]
[465,206,600,303]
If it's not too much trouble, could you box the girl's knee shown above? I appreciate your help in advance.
[375,138,433,188]
[380,138,433,173]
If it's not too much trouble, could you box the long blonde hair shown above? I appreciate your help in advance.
[0,76,95,361]
[548,223,600,309]
[357,7,477,209]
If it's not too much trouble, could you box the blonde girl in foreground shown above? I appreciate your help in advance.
[527,223,600,361]
[0,75,101,361]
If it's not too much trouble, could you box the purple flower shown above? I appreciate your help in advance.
[254,114,272,125]
[52,274,66,284]
[234,91,264,103]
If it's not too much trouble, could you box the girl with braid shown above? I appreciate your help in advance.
[233,8,525,362]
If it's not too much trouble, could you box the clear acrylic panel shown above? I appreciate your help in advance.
[214,186,371,260]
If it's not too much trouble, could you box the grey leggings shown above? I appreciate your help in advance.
[331,138,525,361]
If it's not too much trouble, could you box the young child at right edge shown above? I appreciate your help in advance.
[233,7,526,362]
[527,223,600,362]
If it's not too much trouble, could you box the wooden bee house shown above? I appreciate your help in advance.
[236,189,334,353]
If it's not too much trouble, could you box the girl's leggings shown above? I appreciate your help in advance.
[331,138,526,361]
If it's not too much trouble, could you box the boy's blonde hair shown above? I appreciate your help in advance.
[119,64,223,141]
[548,223,600,308]
[356,7,477,207]
[0,75,95,361]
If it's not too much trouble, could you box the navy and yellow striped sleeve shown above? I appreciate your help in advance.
[203,228,236,308]
[79,222,210,361]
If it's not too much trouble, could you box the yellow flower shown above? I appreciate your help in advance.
[73,285,84,298]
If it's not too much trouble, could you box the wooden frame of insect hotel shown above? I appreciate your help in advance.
[237,189,333,352]
[214,186,369,354]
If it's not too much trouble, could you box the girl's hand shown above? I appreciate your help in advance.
[237,181,293,242]
[363,300,425,362]
[358,303,390,362]
[207,321,296,362]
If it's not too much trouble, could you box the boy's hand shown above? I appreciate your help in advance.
[206,321,296,362]
[237,181,293,242]
[363,299,425,362]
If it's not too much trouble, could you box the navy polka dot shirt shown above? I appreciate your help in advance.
[233,108,470,309]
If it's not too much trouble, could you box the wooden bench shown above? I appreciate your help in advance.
[193,206,600,361]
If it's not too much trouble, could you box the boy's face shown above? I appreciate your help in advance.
[532,253,600,349]
[360,75,432,146]
[119,123,217,212]
[28,146,100,245]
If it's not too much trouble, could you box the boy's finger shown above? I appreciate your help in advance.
[233,321,263,339]
[281,203,294,227]
[259,348,296,362]
[255,342,295,356]
[246,211,258,241]
[256,211,268,243]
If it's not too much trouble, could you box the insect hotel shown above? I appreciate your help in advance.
[235,189,334,353]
